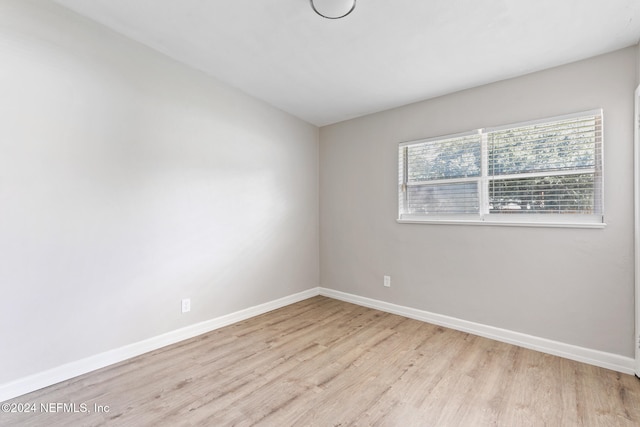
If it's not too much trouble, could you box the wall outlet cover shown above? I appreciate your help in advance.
[181,298,191,313]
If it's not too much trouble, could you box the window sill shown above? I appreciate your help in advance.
[396,218,606,229]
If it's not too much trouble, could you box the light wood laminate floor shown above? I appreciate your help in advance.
[1,296,639,426]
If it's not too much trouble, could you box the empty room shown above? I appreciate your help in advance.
[2,0,640,425]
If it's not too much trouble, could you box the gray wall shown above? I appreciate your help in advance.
[637,43,640,85]
[0,0,319,384]
[320,47,637,358]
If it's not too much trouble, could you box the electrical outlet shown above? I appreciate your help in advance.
[181,298,191,313]
[383,275,391,287]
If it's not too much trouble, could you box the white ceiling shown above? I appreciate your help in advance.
[52,0,640,126]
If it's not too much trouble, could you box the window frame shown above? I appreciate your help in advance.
[397,109,605,228]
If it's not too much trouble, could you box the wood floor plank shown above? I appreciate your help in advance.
[1,296,639,426]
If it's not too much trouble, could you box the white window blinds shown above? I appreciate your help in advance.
[398,110,604,226]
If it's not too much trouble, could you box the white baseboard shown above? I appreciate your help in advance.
[3,286,634,403]
[319,287,636,375]
[0,287,320,403]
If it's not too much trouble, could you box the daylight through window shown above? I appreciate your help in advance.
[398,110,604,226]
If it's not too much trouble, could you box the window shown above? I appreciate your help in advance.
[398,110,604,227]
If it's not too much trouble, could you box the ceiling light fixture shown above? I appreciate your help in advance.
[310,0,356,19]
